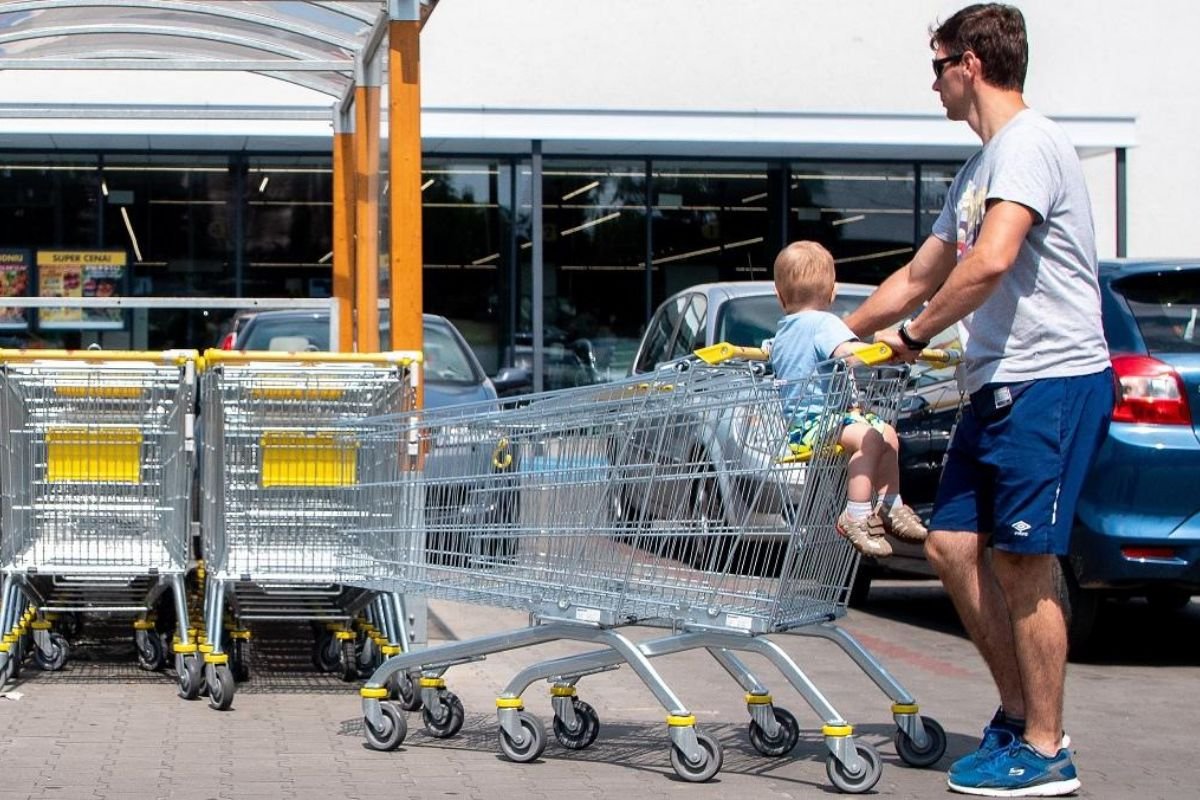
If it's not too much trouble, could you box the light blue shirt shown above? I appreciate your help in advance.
[769,310,857,414]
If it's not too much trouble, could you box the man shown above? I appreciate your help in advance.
[843,4,1113,797]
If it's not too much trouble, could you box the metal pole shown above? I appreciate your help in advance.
[1115,147,1127,257]
[531,140,544,393]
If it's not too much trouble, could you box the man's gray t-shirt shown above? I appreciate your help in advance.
[932,108,1109,394]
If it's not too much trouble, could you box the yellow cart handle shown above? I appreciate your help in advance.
[694,341,961,367]
[0,348,198,366]
[200,349,422,369]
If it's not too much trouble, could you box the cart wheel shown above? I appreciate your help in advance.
[338,639,358,683]
[313,632,341,673]
[136,632,167,672]
[231,638,251,683]
[826,741,882,794]
[364,702,408,751]
[499,711,547,763]
[208,664,235,711]
[422,691,465,738]
[34,633,68,671]
[177,655,202,700]
[748,706,800,757]
[894,716,947,768]
[391,672,423,712]
[552,699,600,750]
[669,728,723,783]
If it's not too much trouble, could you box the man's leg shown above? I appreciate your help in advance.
[990,550,1067,756]
[925,530,1024,717]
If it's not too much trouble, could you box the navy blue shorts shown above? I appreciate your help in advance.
[929,370,1114,555]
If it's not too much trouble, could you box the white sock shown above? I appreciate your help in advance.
[845,500,873,519]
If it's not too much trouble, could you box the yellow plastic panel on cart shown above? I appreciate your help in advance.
[259,431,358,487]
[46,427,142,484]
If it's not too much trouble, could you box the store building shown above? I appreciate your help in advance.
[0,1,1168,382]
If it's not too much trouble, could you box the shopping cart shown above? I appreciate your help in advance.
[0,349,198,696]
[349,347,910,788]
[491,344,960,783]
[196,350,419,710]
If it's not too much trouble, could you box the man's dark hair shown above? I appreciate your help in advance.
[931,4,1028,91]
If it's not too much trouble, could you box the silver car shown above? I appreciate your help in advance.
[622,281,962,567]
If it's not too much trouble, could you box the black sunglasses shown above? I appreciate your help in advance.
[932,52,964,79]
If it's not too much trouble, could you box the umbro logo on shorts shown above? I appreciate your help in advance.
[1011,520,1032,535]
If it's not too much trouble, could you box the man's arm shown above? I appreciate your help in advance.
[903,199,1036,345]
[844,235,958,339]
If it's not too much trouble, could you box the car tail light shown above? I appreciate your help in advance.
[1121,546,1180,562]
[219,332,236,350]
[1111,354,1192,425]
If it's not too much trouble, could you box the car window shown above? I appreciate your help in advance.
[716,295,781,347]
[634,295,686,372]
[238,317,329,351]
[669,293,707,360]
[1114,270,1200,353]
[424,324,479,383]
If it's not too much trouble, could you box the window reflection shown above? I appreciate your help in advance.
[789,162,916,284]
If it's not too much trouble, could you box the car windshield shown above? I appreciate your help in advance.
[714,292,887,347]
[239,317,329,351]
[1114,270,1200,353]
[424,324,478,383]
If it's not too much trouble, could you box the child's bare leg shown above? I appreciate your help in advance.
[836,423,891,557]
[873,423,927,542]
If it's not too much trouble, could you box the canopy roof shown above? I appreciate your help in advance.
[0,1,436,124]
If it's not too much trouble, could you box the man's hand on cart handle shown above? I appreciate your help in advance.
[850,341,962,367]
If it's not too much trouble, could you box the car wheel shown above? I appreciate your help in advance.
[847,563,874,608]
[690,470,734,571]
[1055,558,1100,659]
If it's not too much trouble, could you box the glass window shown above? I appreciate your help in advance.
[538,160,647,381]
[671,292,707,359]
[0,155,99,251]
[920,164,960,238]
[244,156,333,296]
[651,161,774,299]
[1115,270,1200,354]
[716,294,781,348]
[789,162,916,285]
[102,155,233,348]
[423,158,518,374]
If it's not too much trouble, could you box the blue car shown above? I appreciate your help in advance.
[1063,259,1200,648]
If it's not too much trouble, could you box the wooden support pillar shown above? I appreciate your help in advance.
[354,79,382,352]
[388,17,423,356]
[332,109,356,352]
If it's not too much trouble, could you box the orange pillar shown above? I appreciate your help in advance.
[389,18,423,357]
[354,80,381,353]
[332,109,356,353]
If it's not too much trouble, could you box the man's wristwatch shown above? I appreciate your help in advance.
[898,322,929,351]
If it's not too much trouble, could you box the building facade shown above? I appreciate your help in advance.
[1,1,1172,380]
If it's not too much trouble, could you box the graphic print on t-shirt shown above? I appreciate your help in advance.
[956,180,988,260]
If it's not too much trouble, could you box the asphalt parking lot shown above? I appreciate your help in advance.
[2,579,1197,800]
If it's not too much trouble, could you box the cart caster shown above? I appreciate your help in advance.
[669,728,723,782]
[390,672,423,712]
[826,741,883,793]
[499,710,546,763]
[748,706,800,757]
[422,691,465,738]
[136,632,167,672]
[177,655,203,700]
[895,716,947,767]
[364,702,408,751]
[231,638,251,683]
[34,632,68,671]
[312,632,340,672]
[207,664,235,711]
[338,638,358,683]
[552,698,600,750]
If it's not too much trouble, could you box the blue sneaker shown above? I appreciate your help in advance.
[949,712,1023,778]
[948,741,1081,797]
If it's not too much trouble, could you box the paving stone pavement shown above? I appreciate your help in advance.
[2,581,1198,799]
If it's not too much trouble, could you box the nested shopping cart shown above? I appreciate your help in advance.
[0,349,198,696]
[348,346,933,790]
[195,350,419,710]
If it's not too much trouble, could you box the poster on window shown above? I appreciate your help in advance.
[36,250,126,330]
[0,248,32,330]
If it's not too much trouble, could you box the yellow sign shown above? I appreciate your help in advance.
[36,250,126,330]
